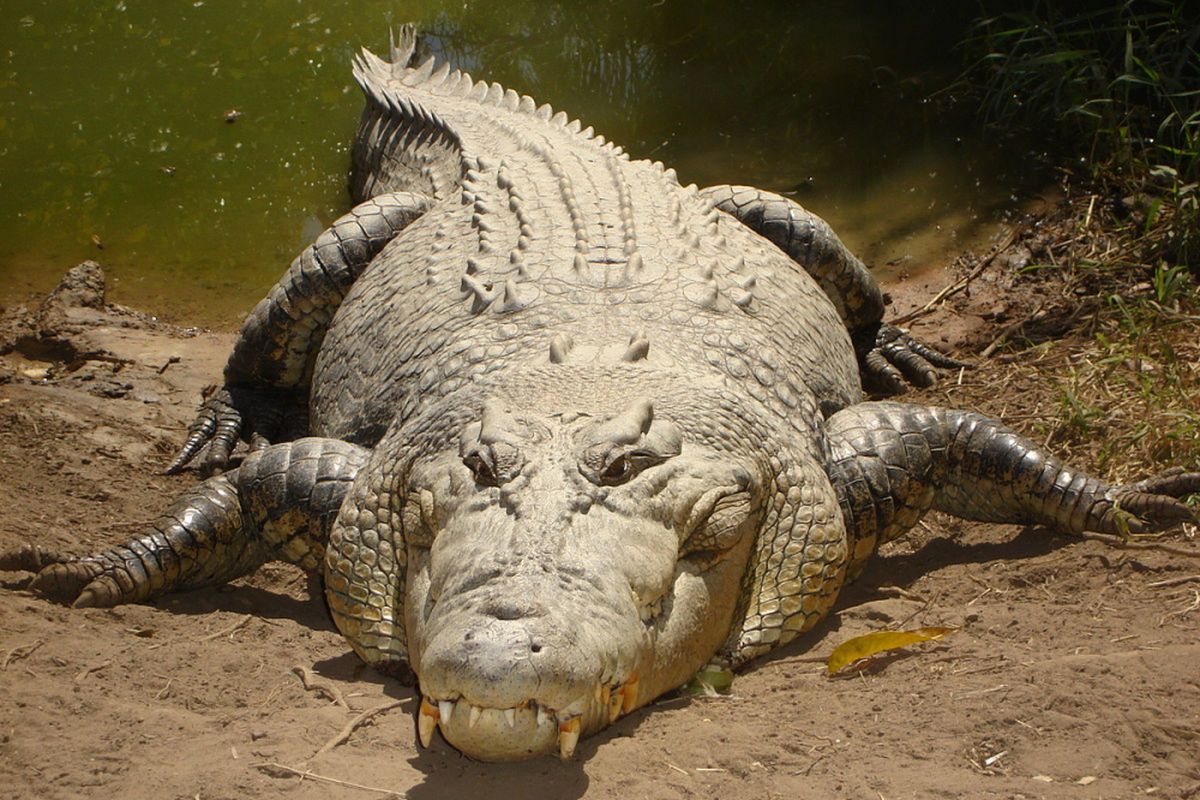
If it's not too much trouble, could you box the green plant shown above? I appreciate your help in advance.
[956,1,1200,269]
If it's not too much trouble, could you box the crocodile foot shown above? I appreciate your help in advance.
[0,545,114,607]
[165,385,300,475]
[854,322,970,394]
[1105,467,1200,534]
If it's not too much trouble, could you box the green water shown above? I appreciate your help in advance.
[0,1,1038,327]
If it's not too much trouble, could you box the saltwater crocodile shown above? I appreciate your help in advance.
[7,28,1198,761]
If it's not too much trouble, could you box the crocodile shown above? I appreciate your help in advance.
[6,27,1198,762]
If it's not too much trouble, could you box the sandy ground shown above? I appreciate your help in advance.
[1,256,1198,800]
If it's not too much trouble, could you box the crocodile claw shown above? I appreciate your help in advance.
[166,387,244,474]
[1106,467,1200,534]
[0,545,122,607]
[855,322,970,394]
[166,386,290,475]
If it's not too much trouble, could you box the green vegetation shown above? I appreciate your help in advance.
[948,2,1200,479]
[960,0,1199,269]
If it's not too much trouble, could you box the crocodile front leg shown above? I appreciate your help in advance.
[700,185,965,393]
[168,191,431,473]
[6,439,368,606]
[826,401,1200,579]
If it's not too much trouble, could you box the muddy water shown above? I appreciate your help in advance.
[0,1,1040,327]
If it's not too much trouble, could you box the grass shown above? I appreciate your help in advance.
[934,182,1200,487]
[933,3,1199,484]
[956,1,1200,269]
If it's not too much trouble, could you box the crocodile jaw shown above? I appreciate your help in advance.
[404,505,756,761]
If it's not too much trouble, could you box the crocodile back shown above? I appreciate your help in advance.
[311,31,859,444]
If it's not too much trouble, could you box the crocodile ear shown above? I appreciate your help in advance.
[582,398,655,447]
[581,398,683,454]
[578,398,684,485]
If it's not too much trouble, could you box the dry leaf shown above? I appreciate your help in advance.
[826,627,957,676]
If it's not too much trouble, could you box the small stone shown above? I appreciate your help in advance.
[250,731,268,741]
[21,368,49,381]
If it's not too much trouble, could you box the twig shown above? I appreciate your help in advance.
[1146,574,1200,588]
[253,762,405,796]
[980,300,1048,359]
[1079,532,1200,560]
[200,614,251,642]
[74,659,112,683]
[2,639,43,669]
[800,753,827,776]
[292,665,350,711]
[313,700,405,757]
[876,585,928,603]
[894,228,1022,325]
[665,762,690,776]
[767,653,829,667]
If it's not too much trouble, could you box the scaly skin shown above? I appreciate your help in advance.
[5,24,1197,763]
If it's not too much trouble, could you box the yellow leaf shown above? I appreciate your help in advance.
[685,665,734,696]
[826,626,957,676]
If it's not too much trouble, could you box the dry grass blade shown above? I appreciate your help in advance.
[253,762,405,796]
[1146,574,1200,588]
[200,614,251,642]
[1079,532,1200,560]
[894,228,1021,325]
[2,639,43,669]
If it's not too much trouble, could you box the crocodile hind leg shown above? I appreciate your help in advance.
[167,191,431,474]
[825,401,1200,580]
[6,439,368,607]
[700,185,966,393]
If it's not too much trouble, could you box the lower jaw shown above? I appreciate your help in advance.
[419,675,642,761]
[439,704,562,761]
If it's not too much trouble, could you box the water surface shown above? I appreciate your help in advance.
[0,1,1038,326]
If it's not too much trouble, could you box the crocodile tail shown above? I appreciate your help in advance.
[349,27,464,204]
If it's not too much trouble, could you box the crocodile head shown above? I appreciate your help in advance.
[389,391,764,760]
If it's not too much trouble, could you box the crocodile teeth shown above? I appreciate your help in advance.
[418,697,439,748]
[438,699,454,724]
[607,688,622,723]
[558,717,581,760]
[504,708,516,728]
[468,704,482,728]
[536,705,549,727]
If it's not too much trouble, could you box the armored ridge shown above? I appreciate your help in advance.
[318,25,860,444]
[6,24,1197,764]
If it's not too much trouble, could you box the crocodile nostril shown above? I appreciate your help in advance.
[530,641,543,654]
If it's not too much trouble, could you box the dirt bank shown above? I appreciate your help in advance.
[1,254,1197,800]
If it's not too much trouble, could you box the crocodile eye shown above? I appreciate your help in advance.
[599,453,634,486]
[463,451,498,486]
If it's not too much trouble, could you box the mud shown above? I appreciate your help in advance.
[1,258,1197,799]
